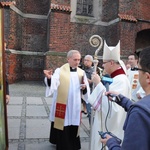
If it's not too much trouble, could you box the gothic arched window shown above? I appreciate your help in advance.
[76,0,93,16]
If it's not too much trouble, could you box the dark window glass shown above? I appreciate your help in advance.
[76,0,93,16]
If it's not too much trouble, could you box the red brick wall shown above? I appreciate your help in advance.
[51,0,70,5]
[119,0,138,16]
[47,0,150,71]
[4,0,50,82]
[3,0,150,83]
[49,11,72,52]
[22,0,50,15]
[50,11,105,54]
[118,0,150,57]
[21,18,48,52]
[7,10,22,49]
[45,53,67,71]
[48,10,105,70]
[119,0,150,19]
[5,52,22,83]
[119,22,137,55]
[102,0,119,21]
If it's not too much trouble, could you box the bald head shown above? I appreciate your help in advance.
[84,55,93,67]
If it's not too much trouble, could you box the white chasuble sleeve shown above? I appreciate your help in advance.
[44,77,50,97]
[88,82,106,111]
[44,68,60,97]
[81,72,91,103]
[90,75,130,150]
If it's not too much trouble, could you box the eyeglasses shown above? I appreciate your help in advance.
[134,67,150,73]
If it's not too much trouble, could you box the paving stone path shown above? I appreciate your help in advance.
[8,81,90,150]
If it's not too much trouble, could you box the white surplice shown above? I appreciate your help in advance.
[44,67,90,126]
[88,74,131,150]
[127,68,141,102]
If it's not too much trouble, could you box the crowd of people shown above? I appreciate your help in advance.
[43,41,150,150]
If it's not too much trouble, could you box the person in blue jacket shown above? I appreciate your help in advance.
[101,46,150,150]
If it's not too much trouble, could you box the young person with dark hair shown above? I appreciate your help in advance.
[127,53,141,102]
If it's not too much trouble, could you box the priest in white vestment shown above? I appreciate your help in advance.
[44,50,90,150]
[127,53,141,102]
[88,41,131,150]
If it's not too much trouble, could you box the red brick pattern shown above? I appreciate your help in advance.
[49,11,71,52]
[22,0,50,15]
[118,0,150,55]
[5,53,22,83]
[2,0,150,83]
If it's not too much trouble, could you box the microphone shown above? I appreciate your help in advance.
[101,76,113,91]
[102,77,120,103]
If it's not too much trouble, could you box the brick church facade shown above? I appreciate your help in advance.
[1,0,150,83]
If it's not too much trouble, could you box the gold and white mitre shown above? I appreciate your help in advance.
[103,40,127,74]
